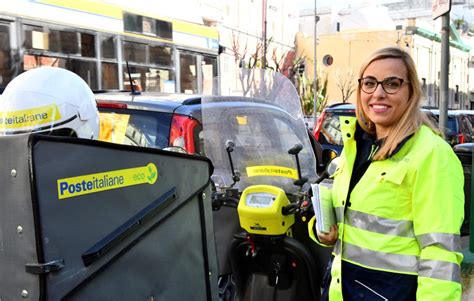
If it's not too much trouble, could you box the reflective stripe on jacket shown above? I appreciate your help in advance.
[309,116,464,300]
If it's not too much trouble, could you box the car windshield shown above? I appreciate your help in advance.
[447,117,457,133]
[320,111,355,146]
[432,113,460,133]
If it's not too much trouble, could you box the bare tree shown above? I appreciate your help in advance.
[231,31,248,65]
[335,68,356,103]
[271,47,285,72]
[230,32,308,98]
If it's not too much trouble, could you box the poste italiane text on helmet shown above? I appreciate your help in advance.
[0,67,99,139]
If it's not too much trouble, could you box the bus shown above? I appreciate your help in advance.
[0,0,220,94]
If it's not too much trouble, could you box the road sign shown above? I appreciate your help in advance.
[432,0,451,20]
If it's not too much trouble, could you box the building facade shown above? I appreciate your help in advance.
[298,1,472,109]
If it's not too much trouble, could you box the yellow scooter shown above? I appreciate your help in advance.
[203,69,329,301]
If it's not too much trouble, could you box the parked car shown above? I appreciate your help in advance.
[430,110,474,146]
[303,115,316,132]
[453,110,474,140]
[453,142,473,236]
[456,110,474,124]
[95,91,325,172]
[312,103,355,165]
[95,92,204,153]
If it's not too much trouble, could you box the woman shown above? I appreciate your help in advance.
[309,47,464,300]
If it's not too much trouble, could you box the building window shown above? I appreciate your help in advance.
[422,78,427,96]
[322,55,334,66]
[455,85,459,103]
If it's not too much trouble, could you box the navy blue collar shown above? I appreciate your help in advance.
[356,123,413,159]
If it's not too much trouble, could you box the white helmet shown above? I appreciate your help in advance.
[0,67,99,139]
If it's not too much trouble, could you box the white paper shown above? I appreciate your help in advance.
[311,183,336,233]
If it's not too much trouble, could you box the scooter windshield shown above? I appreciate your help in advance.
[201,69,317,194]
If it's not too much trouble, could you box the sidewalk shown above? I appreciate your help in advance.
[461,236,474,300]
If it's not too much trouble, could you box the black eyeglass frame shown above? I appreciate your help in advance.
[358,76,409,94]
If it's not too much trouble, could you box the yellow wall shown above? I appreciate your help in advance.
[297,30,403,104]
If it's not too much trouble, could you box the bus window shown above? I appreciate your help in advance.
[157,69,175,93]
[23,25,45,50]
[67,59,98,90]
[4,4,218,94]
[123,41,147,64]
[101,36,117,60]
[180,53,197,94]
[123,66,175,92]
[24,26,79,55]
[202,56,217,95]
[149,45,172,67]
[23,54,61,69]
[22,54,98,90]
[0,22,12,88]
[102,62,119,90]
[48,29,78,55]
[81,33,95,58]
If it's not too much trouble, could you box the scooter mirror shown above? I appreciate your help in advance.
[288,143,303,155]
[326,156,341,178]
[225,139,235,151]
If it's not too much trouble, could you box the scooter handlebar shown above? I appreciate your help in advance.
[314,171,328,184]
[282,202,298,215]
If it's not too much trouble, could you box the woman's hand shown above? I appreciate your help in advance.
[317,224,338,245]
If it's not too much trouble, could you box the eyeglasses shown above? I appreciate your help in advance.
[358,76,409,94]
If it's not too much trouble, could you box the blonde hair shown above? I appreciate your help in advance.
[355,46,439,160]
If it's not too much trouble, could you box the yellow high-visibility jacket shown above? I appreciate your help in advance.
[309,116,464,300]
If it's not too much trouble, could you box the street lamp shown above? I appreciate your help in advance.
[262,0,267,69]
[313,0,319,119]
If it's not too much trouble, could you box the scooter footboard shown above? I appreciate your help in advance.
[229,233,321,301]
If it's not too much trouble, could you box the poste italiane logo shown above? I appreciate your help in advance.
[0,104,61,129]
[246,166,298,180]
[57,163,158,199]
